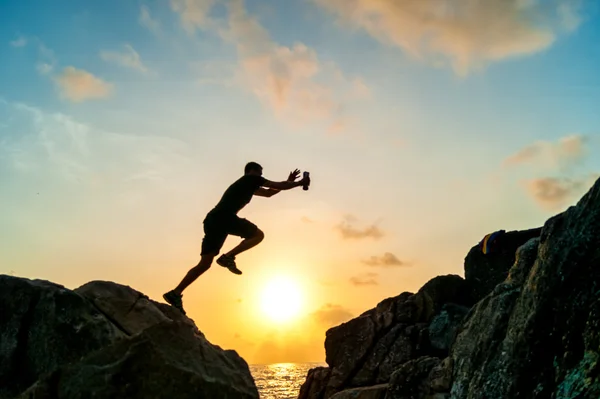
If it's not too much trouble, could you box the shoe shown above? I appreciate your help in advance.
[163,290,186,315]
[217,254,242,275]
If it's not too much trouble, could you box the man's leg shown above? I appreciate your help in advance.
[163,222,226,314]
[173,253,215,295]
[225,229,264,258]
[216,217,264,274]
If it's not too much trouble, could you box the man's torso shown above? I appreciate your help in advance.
[209,174,265,217]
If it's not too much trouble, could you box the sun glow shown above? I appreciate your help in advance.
[260,276,303,323]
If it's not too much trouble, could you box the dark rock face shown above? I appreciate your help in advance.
[427,304,470,356]
[299,178,600,399]
[386,356,442,399]
[0,277,125,398]
[0,276,259,399]
[452,177,600,398]
[298,274,473,398]
[20,322,257,399]
[464,227,542,302]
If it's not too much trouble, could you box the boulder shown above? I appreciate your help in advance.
[427,303,470,356]
[328,384,388,399]
[19,321,258,399]
[451,176,600,398]
[0,276,259,399]
[464,227,542,302]
[0,276,125,398]
[298,367,332,399]
[386,356,441,399]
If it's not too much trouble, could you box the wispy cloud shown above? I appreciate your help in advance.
[312,0,583,75]
[310,303,353,327]
[100,44,153,75]
[169,0,368,131]
[10,36,27,48]
[503,134,588,168]
[301,216,314,224]
[523,175,598,211]
[2,101,191,187]
[170,0,217,34]
[350,272,379,286]
[54,67,113,102]
[362,252,407,268]
[335,215,384,240]
[139,5,161,35]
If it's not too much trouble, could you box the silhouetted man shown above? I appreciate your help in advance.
[163,162,310,314]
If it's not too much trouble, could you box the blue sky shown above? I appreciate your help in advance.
[1,0,600,363]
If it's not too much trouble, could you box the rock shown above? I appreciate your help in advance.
[429,357,453,393]
[464,227,542,302]
[328,384,388,399]
[0,276,125,398]
[298,367,332,399]
[0,276,259,399]
[416,275,474,319]
[75,280,200,336]
[387,356,441,399]
[325,316,377,394]
[427,303,470,356]
[19,321,259,399]
[451,177,600,398]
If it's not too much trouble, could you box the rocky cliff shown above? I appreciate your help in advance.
[0,278,259,399]
[298,176,600,399]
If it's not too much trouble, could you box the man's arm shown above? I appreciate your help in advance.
[261,179,304,191]
[254,187,279,197]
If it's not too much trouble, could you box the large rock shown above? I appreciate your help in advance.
[299,274,473,398]
[329,384,388,399]
[20,321,258,399]
[427,303,470,356]
[464,227,542,302]
[451,177,600,398]
[0,276,125,398]
[0,276,259,399]
[386,356,442,399]
[298,367,331,399]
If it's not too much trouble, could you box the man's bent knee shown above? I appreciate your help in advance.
[254,229,265,241]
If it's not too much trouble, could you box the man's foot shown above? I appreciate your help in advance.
[217,254,242,275]
[163,290,186,315]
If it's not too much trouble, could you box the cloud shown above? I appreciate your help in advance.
[139,5,161,34]
[312,0,583,75]
[301,216,313,223]
[523,175,597,211]
[10,36,27,47]
[362,252,407,267]
[215,0,366,129]
[100,44,153,75]
[170,0,217,33]
[310,303,353,327]
[350,272,379,286]
[54,67,113,102]
[335,216,384,240]
[2,100,191,186]
[504,135,588,168]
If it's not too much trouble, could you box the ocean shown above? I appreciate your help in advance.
[250,362,327,399]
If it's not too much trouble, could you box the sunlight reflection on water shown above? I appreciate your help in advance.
[250,362,326,399]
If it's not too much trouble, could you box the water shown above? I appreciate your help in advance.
[250,362,327,399]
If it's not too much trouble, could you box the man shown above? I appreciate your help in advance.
[163,161,310,314]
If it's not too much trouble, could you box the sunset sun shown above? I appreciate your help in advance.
[260,276,303,323]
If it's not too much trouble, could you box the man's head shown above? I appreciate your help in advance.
[244,161,263,176]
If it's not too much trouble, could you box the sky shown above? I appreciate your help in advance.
[1,0,600,364]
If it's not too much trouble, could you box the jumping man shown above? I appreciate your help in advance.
[163,161,310,314]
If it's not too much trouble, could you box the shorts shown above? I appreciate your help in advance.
[200,211,258,256]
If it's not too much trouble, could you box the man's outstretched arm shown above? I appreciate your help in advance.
[254,169,302,197]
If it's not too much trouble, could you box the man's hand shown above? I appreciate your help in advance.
[287,168,301,182]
